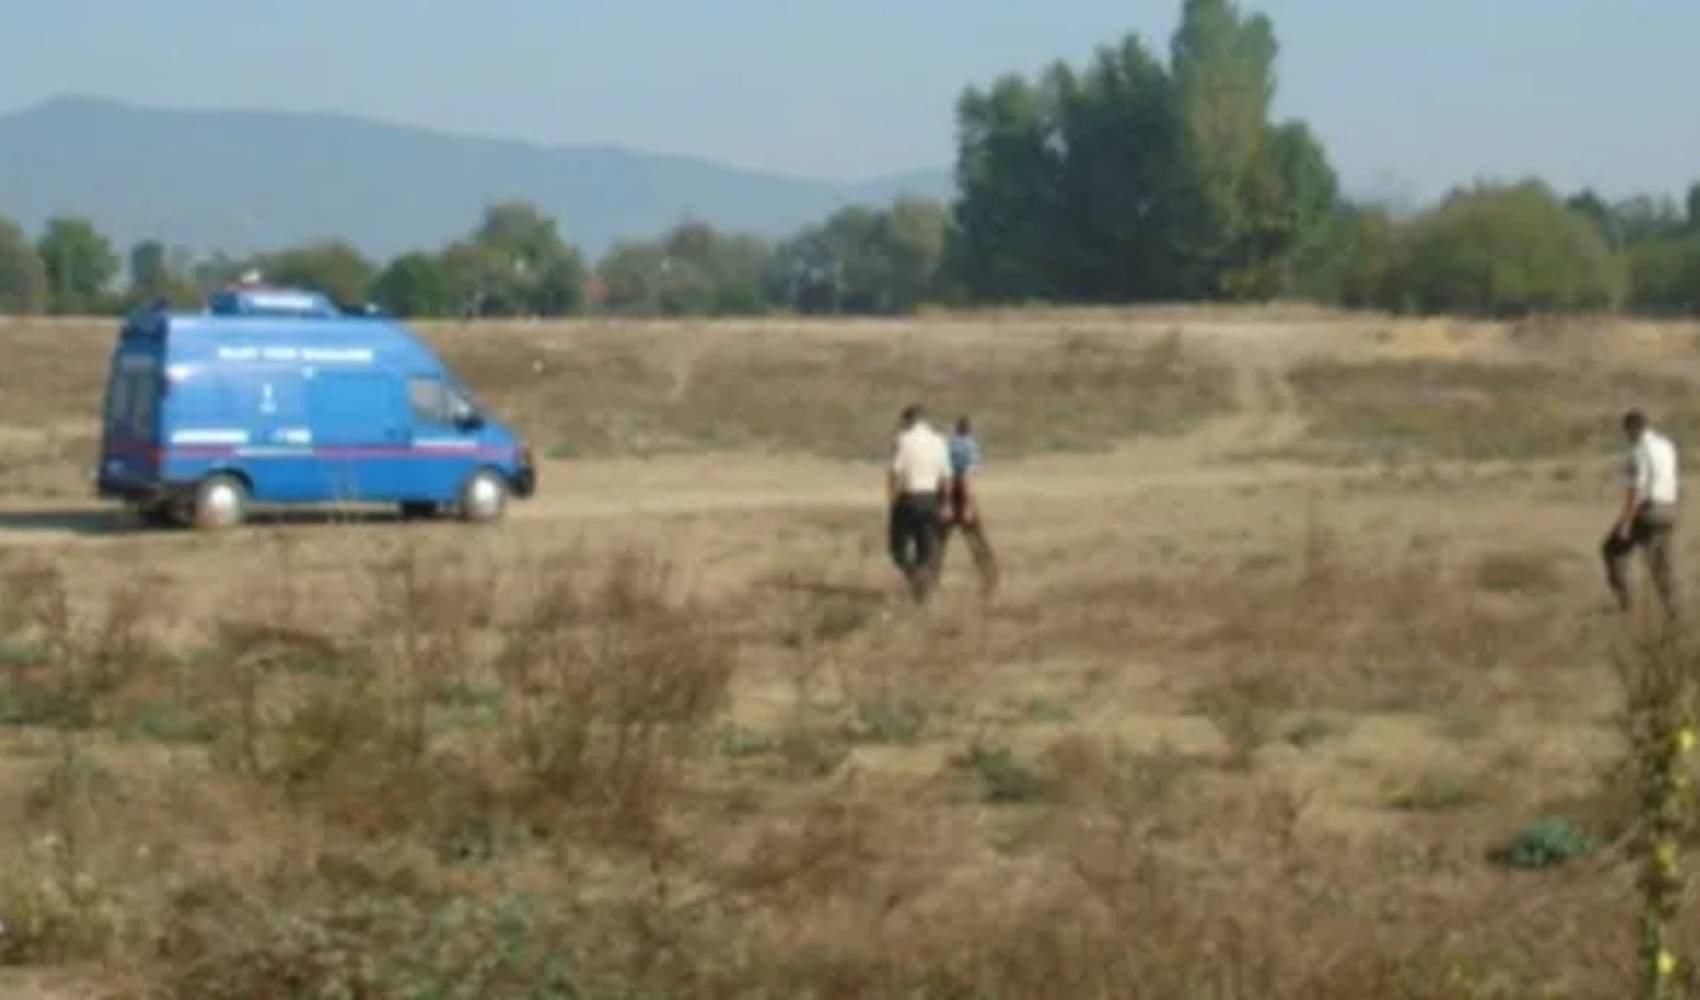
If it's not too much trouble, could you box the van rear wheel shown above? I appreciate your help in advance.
[459,469,508,524]
[192,474,248,531]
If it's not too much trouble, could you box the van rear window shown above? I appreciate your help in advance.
[107,373,133,424]
[107,368,157,437]
[130,378,156,434]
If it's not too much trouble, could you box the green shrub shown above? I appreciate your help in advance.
[1627,234,1700,315]
[1391,180,1625,316]
[1284,716,1340,750]
[168,889,581,999]
[849,697,929,745]
[1389,773,1477,812]
[1494,816,1594,869]
[122,699,222,744]
[718,725,776,758]
[0,635,46,668]
[955,744,1047,804]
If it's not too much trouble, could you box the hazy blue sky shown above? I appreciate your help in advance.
[2,0,1696,203]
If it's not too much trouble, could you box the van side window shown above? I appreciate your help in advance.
[408,377,450,424]
[409,376,479,426]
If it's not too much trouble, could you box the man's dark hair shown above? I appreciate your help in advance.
[899,404,924,427]
[955,416,972,434]
[1624,409,1649,435]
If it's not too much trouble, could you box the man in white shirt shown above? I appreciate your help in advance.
[887,403,953,602]
[1603,408,1679,614]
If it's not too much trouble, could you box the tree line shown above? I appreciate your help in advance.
[0,196,951,321]
[0,0,1696,322]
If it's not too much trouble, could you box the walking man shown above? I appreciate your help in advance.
[1603,408,1680,615]
[887,403,952,602]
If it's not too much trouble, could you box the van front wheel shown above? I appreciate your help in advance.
[459,469,508,524]
[192,474,248,531]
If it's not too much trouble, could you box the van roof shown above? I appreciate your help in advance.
[121,290,442,371]
[205,286,351,319]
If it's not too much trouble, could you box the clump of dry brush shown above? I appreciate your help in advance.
[0,537,739,996]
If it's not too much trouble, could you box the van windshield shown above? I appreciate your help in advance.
[440,373,485,419]
[447,384,479,422]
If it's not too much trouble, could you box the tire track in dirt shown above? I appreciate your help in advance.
[0,322,1543,549]
[0,448,1359,550]
[1180,330,1309,462]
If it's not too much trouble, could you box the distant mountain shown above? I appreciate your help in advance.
[0,95,954,263]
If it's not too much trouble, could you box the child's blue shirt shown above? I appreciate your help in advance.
[948,433,980,476]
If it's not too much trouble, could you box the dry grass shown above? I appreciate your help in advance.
[1287,357,1700,463]
[0,519,1667,997]
[439,323,1235,460]
[8,308,1700,996]
[1474,547,1570,595]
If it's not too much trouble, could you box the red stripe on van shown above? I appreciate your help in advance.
[305,447,516,460]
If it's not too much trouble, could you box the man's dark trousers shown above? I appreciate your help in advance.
[1603,501,1678,613]
[889,491,942,599]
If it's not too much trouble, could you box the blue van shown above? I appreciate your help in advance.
[95,286,537,529]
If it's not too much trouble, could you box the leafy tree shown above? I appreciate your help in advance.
[820,206,895,312]
[130,240,168,294]
[770,198,949,315]
[373,252,453,317]
[1264,122,1341,295]
[1623,179,1700,314]
[1168,0,1280,295]
[1391,180,1623,316]
[596,241,672,315]
[439,240,510,317]
[650,223,720,315]
[532,255,587,317]
[595,222,770,317]
[1627,235,1700,315]
[1046,37,1181,301]
[448,202,587,317]
[1332,204,1402,311]
[1566,189,1620,247]
[125,239,200,309]
[1610,194,1685,246]
[1167,0,1338,299]
[476,202,562,262]
[951,74,1065,302]
[0,213,46,314]
[947,2,1338,305]
[768,222,840,314]
[192,252,250,293]
[37,215,118,314]
[665,222,770,314]
[253,240,376,307]
[880,198,951,309]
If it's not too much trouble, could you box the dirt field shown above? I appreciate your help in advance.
[2,306,1700,996]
